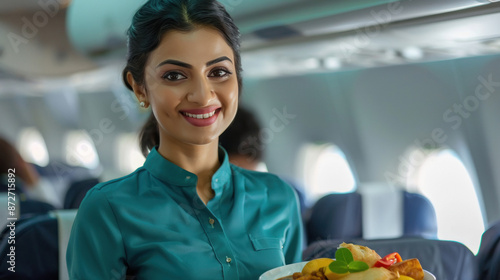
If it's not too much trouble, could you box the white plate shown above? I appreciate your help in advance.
[259,262,308,280]
[259,262,436,280]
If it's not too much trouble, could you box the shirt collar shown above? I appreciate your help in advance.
[143,146,232,188]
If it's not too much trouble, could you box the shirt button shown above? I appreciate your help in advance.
[215,178,219,182]
[209,218,215,228]
[226,256,232,263]
[186,176,191,180]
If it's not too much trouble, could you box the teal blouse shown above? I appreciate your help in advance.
[66,147,303,280]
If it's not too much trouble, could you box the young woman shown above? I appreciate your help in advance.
[66,0,302,279]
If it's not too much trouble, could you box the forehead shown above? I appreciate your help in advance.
[148,27,235,66]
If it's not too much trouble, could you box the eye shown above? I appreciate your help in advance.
[162,71,187,81]
[209,68,232,78]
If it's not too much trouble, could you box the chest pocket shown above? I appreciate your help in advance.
[249,235,284,251]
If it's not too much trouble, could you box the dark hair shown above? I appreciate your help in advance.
[0,137,29,182]
[122,0,242,157]
[0,137,19,174]
[219,106,264,162]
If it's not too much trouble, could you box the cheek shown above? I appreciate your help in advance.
[227,90,239,106]
[224,88,239,124]
[220,78,239,105]
[150,86,183,108]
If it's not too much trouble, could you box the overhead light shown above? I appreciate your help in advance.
[323,57,342,70]
[400,47,424,60]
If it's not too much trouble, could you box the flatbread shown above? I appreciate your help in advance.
[339,243,382,267]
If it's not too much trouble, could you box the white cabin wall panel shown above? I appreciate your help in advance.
[347,62,464,183]
[0,100,25,143]
[241,74,348,179]
[28,97,68,162]
[78,91,136,175]
[480,56,500,224]
[451,54,500,224]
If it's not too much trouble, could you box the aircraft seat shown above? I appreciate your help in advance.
[64,177,99,209]
[279,176,308,215]
[477,219,500,280]
[403,191,438,239]
[305,192,363,245]
[0,209,77,280]
[20,198,56,216]
[303,237,478,280]
[305,190,438,245]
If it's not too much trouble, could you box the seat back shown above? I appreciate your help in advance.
[64,178,99,209]
[305,192,363,244]
[403,191,438,239]
[279,176,308,214]
[305,189,437,245]
[20,198,56,217]
[477,220,500,280]
[303,237,478,280]
[0,209,77,280]
[0,214,58,279]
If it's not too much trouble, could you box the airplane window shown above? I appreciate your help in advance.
[64,130,100,169]
[116,133,145,175]
[18,127,50,167]
[414,149,484,254]
[297,143,356,204]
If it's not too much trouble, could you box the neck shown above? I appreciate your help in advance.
[157,139,220,177]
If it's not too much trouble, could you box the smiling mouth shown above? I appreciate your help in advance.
[181,108,220,119]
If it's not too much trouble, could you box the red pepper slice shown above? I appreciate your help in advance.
[373,252,403,268]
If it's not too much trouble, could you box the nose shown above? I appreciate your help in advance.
[186,77,214,105]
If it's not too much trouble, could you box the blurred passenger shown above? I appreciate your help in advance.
[66,1,303,279]
[0,136,59,206]
[219,106,267,171]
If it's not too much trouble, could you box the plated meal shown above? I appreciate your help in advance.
[259,243,436,280]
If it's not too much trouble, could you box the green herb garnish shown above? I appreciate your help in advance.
[329,248,369,274]
[347,261,369,272]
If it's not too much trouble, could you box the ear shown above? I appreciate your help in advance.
[127,72,149,108]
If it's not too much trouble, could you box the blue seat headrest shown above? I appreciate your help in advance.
[305,192,363,244]
[403,191,438,239]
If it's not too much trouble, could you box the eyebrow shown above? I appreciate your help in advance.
[156,56,233,69]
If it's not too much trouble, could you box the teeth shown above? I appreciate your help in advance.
[184,110,216,119]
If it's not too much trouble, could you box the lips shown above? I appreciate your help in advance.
[180,106,221,127]
[182,110,217,119]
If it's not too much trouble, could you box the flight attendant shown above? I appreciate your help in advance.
[66,1,303,279]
